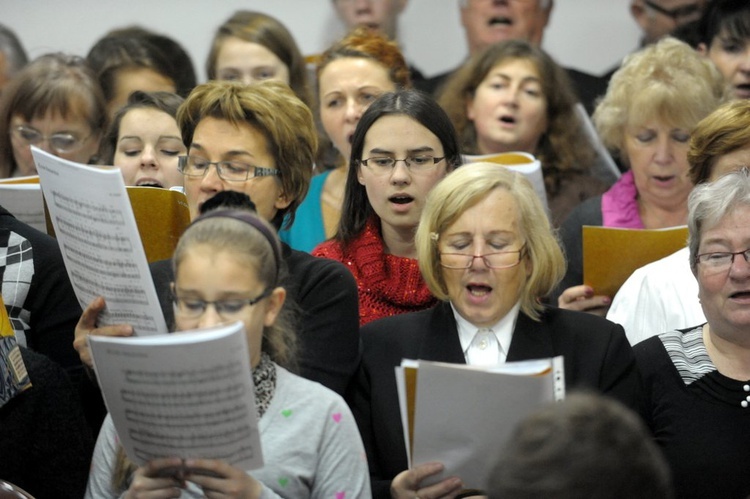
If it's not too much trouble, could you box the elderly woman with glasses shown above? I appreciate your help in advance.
[634,168,750,499]
[349,163,639,498]
[0,52,107,178]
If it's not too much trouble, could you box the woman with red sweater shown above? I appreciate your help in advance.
[313,90,462,325]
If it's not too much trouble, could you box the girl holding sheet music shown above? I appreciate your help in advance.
[349,163,639,498]
[85,207,370,498]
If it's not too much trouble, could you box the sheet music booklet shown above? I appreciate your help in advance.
[396,356,565,491]
[31,147,168,335]
[88,321,263,470]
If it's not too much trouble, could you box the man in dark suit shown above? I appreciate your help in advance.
[417,0,606,114]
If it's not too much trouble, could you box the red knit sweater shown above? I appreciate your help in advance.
[312,219,437,326]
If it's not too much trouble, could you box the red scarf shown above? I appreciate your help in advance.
[313,219,437,326]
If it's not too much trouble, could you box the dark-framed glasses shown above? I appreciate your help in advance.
[440,244,527,269]
[695,249,750,272]
[643,0,702,22]
[11,125,91,153]
[359,155,445,176]
[178,155,280,182]
[173,287,273,319]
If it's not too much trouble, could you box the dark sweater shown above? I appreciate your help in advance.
[0,347,94,499]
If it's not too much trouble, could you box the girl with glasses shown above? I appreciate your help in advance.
[85,207,370,498]
[313,89,462,326]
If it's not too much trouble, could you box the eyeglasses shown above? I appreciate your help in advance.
[643,0,702,22]
[178,155,281,182]
[173,288,273,320]
[695,249,750,272]
[359,156,446,176]
[440,245,527,269]
[11,125,91,153]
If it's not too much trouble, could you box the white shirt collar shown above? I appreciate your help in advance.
[451,301,521,364]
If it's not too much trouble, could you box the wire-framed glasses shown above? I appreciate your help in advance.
[440,244,527,269]
[359,156,445,176]
[178,155,280,182]
[695,249,750,272]
[173,287,273,319]
[11,125,91,153]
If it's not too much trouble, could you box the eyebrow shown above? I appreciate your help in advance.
[489,72,542,85]
[189,143,257,159]
[368,146,437,155]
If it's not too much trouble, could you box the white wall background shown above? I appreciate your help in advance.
[4,0,641,82]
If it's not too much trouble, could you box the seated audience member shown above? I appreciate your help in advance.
[486,392,673,499]
[99,90,185,189]
[438,39,609,226]
[554,37,725,313]
[634,168,750,499]
[1,347,94,499]
[280,27,411,252]
[696,0,750,100]
[0,53,107,178]
[349,163,639,498]
[87,27,196,118]
[608,99,750,344]
[75,81,360,396]
[313,90,461,325]
[330,0,424,83]
[420,0,606,114]
[84,208,370,498]
[206,10,310,107]
[0,24,27,92]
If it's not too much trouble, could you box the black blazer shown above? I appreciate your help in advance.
[348,301,640,498]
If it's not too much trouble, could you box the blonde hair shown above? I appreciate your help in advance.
[594,37,726,161]
[416,163,565,320]
[687,99,750,185]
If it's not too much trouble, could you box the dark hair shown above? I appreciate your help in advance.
[87,27,196,104]
[438,39,595,193]
[487,392,673,499]
[0,52,107,177]
[0,24,28,80]
[336,89,462,244]
[99,90,184,164]
[206,10,310,107]
[698,0,750,47]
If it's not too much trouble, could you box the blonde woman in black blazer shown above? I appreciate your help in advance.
[349,163,640,499]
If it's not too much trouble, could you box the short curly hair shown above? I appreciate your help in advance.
[594,37,726,162]
[316,26,411,90]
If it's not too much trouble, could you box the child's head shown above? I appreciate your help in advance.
[172,203,295,369]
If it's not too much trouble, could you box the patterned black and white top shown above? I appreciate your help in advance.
[634,326,750,499]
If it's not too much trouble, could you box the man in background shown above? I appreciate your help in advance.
[419,0,606,114]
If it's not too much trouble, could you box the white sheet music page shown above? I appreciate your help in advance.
[88,321,263,470]
[32,147,168,335]
[0,179,45,233]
